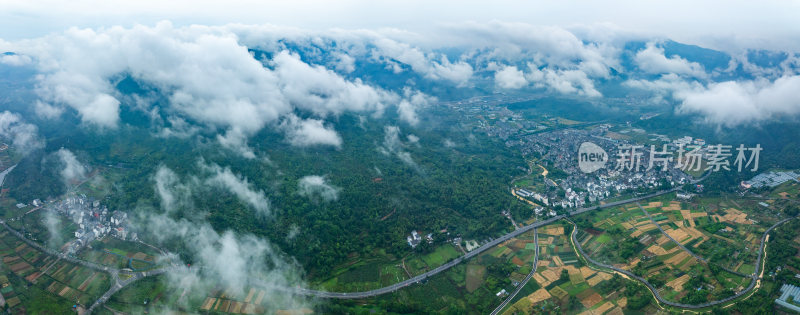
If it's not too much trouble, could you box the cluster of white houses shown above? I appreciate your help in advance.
[671,136,705,148]
[406,230,435,248]
[48,194,137,252]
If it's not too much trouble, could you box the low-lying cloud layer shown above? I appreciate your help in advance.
[202,162,272,217]
[2,22,428,158]
[634,42,707,78]
[152,161,273,217]
[297,175,340,202]
[0,111,44,155]
[56,148,88,185]
[379,125,419,169]
[676,75,800,126]
[4,22,800,131]
[144,164,311,311]
[281,115,342,148]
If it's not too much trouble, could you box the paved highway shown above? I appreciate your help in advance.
[0,174,710,312]
[285,184,691,299]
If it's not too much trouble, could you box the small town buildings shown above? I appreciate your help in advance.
[407,230,422,248]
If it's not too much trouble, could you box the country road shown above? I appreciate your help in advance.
[0,220,176,314]
[511,188,541,207]
[0,221,114,274]
[490,228,538,315]
[636,202,753,279]
[568,214,795,309]
[86,268,172,313]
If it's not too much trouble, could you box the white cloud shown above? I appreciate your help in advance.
[2,1,800,52]
[281,115,342,148]
[286,224,300,241]
[9,21,800,139]
[8,23,432,152]
[17,23,282,130]
[139,165,311,311]
[273,50,396,117]
[494,65,527,89]
[153,161,273,217]
[297,175,340,202]
[623,73,703,95]
[634,42,707,77]
[0,53,31,66]
[216,128,256,159]
[56,149,88,185]
[140,213,310,310]
[396,88,433,126]
[156,116,200,139]
[33,100,64,119]
[370,37,473,85]
[396,100,418,126]
[676,75,800,126]
[0,111,44,155]
[332,52,355,73]
[442,21,618,77]
[202,162,271,217]
[380,125,402,153]
[42,210,63,247]
[429,56,473,85]
[153,165,194,212]
[379,125,418,169]
[526,64,602,97]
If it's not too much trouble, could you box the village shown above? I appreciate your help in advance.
[50,194,137,253]
[450,101,701,217]
[12,194,138,254]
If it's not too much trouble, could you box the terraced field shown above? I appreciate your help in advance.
[0,229,110,313]
[567,195,787,307]
[504,223,634,314]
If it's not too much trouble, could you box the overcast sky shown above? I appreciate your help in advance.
[2,0,800,51]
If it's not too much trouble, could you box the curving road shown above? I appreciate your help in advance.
[490,228,538,315]
[0,220,114,273]
[86,267,173,313]
[568,214,795,309]
[0,220,175,314]
[0,173,710,312]
[285,184,691,299]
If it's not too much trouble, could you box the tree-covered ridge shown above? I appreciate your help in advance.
[3,110,528,276]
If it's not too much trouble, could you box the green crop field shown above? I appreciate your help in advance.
[421,244,460,267]
[594,234,611,244]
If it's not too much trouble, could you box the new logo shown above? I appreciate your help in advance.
[578,142,607,173]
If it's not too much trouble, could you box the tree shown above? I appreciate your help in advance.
[647,276,666,288]
[568,295,581,310]
[786,206,799,216]
[560,269,569,282]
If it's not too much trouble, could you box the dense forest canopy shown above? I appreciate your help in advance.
[3,105,529,275]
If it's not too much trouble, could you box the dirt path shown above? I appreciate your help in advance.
[510,189,541,207]
[378,208,396,221]
[400,259,412,279]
